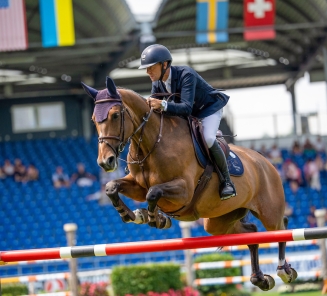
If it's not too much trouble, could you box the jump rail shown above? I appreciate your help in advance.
[1,227,326,263]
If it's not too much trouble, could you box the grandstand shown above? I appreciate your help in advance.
[1,135,326,277]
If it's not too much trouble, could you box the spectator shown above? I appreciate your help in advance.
[284,202,293,217]
[258,144,269,158]
[26,164,39,181]
[0,167,6,179]
[268,144,283,165]
[303,138,316,159]
[303,159,321,191]
[2,159,15,178]
[52,166,70,188]
[291,141,302,157]
[283,159,302,186]
[13,158,27,183]
[71,163,97,187]
[314,136,325,153]
[307,206,317,228]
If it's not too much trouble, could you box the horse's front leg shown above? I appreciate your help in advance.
[106,173,148,224]
[146,178,188,229]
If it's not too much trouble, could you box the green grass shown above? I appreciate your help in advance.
[251,291,321,296]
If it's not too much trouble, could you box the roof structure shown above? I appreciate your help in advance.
[0,0,138,99]
[0,0,327,99]
[112,0,327,93]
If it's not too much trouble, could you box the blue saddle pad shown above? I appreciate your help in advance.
[194,140,244,177]
[227,150,244,176]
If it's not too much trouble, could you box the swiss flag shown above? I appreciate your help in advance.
[244,0,276,41]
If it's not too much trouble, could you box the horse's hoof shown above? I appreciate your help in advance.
[133,208,148,224]
[157,213,172,229]
[277,267,298,284]
[251,274,275,291]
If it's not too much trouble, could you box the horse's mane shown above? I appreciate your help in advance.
[117,87,148,103]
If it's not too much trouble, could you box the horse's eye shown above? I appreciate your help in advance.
[112,112,119,120]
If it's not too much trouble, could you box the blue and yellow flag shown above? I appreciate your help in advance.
[39,0,75,48]
[196,0,229,44]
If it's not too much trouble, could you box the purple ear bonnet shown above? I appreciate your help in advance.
[81,77,122,123]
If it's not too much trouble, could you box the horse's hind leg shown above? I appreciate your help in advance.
[204,210,275,291]
[277,216,298,283]
[245,225,275,291]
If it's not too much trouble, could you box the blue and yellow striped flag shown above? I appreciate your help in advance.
[196,0,229,44]
[39,0,75,48]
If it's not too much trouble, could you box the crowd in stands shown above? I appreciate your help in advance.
[255,136,327,228]
[257,136,327,193]
[0,158,39,183]
[52,163,97,189]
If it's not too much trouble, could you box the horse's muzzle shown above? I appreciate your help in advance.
[98,156,117,172]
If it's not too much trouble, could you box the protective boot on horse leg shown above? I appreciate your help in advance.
[202,109,236,200]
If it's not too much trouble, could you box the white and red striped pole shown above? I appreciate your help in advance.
[1,227,326,263]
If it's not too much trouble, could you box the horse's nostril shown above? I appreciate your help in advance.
[107,156,115,167]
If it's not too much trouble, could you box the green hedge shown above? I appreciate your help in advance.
[1,283,28,296]
[194,252,248,296]
[111,263,182,296]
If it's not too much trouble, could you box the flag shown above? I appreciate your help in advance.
[196,0,229,44]
[39,0,75,48]
[244,0,275,41]
[0,0,28,52]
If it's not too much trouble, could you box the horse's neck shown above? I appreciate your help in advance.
[121,89,161,148]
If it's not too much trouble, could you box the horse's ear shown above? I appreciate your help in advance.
[81,82,98,99]
[106,76,118,97]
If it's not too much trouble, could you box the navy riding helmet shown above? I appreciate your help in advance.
[138,44,172,80]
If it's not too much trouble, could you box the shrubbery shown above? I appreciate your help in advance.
[111,263,183,296]
[1,283,28,296]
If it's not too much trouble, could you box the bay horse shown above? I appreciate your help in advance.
[82,77,297,291]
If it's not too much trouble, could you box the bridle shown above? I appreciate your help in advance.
[95,97,127,156]
[94,95,161,163]
[95,92,180,188]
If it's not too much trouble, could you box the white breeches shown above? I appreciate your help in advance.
[202,109,223,149]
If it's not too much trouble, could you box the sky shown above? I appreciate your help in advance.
[125,0,327,141]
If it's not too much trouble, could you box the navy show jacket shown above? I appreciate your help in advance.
[151,65,229,119]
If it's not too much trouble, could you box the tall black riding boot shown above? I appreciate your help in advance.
[209,140,237,200]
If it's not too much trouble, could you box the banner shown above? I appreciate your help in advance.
[196,0,229,44]
[244,0,275,41]
[0,0,28,52]
[39,0,75,47]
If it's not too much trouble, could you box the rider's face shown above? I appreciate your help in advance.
[146,63,162,81]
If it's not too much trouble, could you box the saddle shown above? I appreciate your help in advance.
[164,117,244,219]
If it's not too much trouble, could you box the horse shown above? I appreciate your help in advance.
[81,77,297,291]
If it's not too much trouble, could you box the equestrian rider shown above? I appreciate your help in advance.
[139,44,236,200]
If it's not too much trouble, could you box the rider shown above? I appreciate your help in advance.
[139,44,236,200]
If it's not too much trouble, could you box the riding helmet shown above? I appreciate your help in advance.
[138,44,172,69]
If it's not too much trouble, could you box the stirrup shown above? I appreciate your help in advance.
[220,181,236,200]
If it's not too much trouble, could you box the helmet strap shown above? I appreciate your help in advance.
[159,61,171,81]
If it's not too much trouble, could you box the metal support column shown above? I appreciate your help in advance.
[179,221,195,287]
[82,98,92,141]
[288,84,298,136]
[315,209,327,294]
[64,223,78,296]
